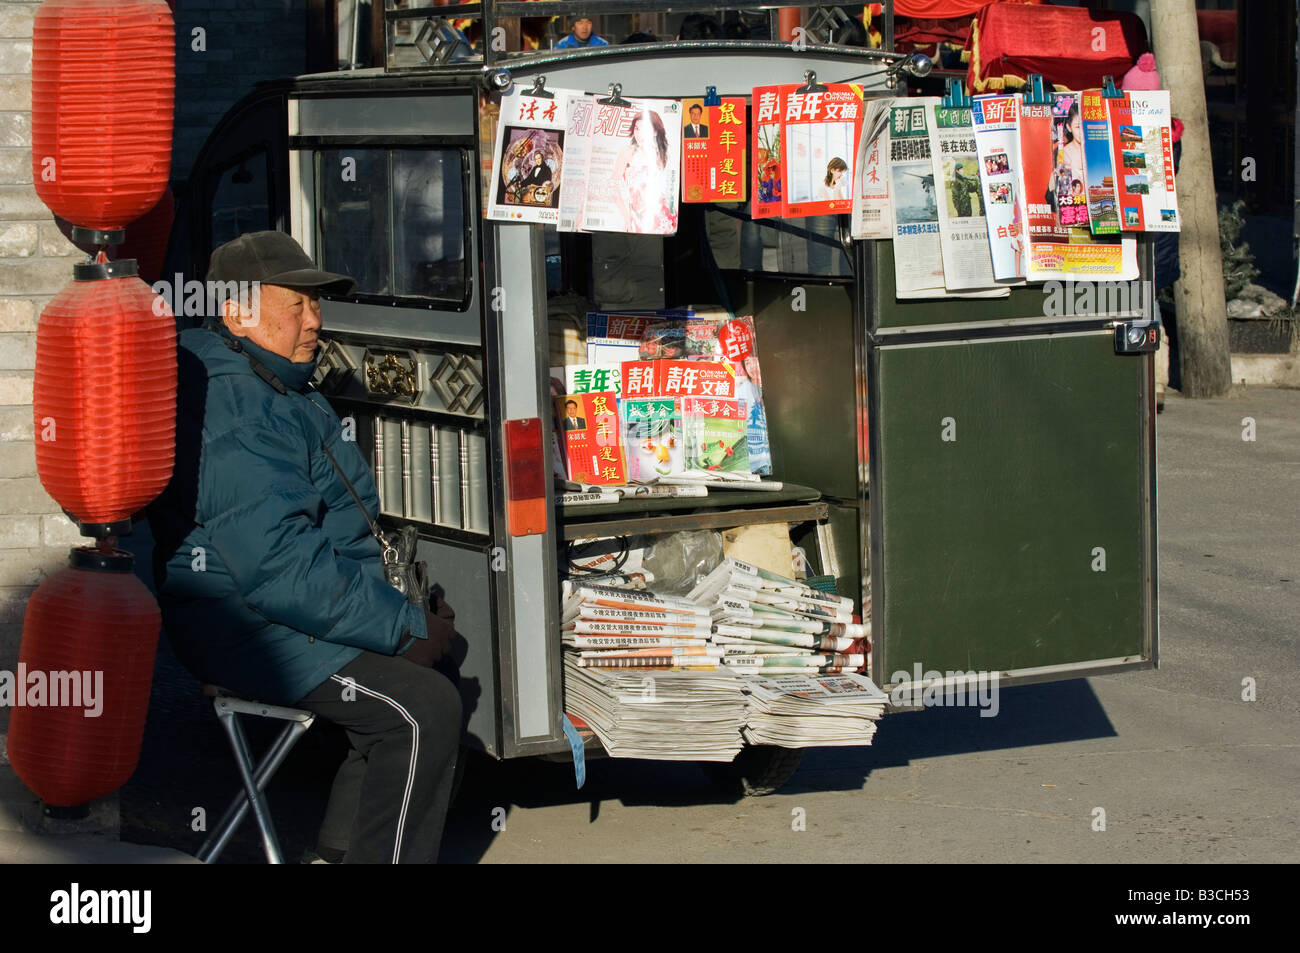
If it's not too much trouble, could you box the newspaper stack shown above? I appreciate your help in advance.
[739,672,889,748]
[688,558,870,675]
[561,581,722,669]
[564,657,746,761]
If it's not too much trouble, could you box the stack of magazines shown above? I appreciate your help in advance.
[561,581,721,669]
[688,558,870,675]
[564,659,747,760]
[738,673,889,747]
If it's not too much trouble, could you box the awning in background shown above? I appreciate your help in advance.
[895,0,1036,17]
[966,4,1149,93]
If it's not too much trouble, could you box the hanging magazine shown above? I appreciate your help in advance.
[1080,89,1121,236]
[1106,89,1181,232]
[972,94,1028,282]
[780,84,864,218]
[1020,95,1138,281]
[681,96,748,203]
[928,102,1000,292]
[851,97,895,240]
[888,98,945,298]
[558,92,596,232]
[488,86,577,225]
[752,85,785,220]
[580,98,682,235]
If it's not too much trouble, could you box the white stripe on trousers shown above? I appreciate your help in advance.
[330,673,419,864]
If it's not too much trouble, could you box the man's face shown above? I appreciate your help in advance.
[226,283,322,363]
[573,18,592,40]
[690,107,702,124]
[566,403,578,418]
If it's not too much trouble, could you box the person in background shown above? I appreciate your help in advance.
[677,13,721,40]
[557,16,608,49]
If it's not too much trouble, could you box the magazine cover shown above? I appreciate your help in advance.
[558,92,596,232]
[558,363,622,396]
[586,312,672,364]
[580,98,682,235]
[556,392,626,485]
[851,97,895,240]
[681,96,748,203]
[621,360,735,399]
[622,397,685,481]
[1021,97,1138,281]
[637,316,772,475]
[488,87,575,224]
[1051,92,1091,234]
[1080,89,1121,235]
[752,85,785,220]
[1106,90,1181,232]
[683,397,750,474]
[781,83,864,218]
[971,94,1027,282]
[888,98,945,298]
[929,103,998,291]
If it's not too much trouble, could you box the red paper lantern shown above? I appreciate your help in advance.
[33,261,177,530]
[31,0,175,232]
[115,185,175,286]
[7,548,160,807]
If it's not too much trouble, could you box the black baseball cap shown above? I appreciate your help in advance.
[206,231,356,295]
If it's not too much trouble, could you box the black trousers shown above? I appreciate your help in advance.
[295,651,462,864]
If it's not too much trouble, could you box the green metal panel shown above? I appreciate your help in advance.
[874,331,1149,680]
[731,278,860,501]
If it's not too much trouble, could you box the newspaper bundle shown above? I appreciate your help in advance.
[739,673,889,747]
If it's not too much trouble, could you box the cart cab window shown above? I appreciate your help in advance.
[315,148,468,306]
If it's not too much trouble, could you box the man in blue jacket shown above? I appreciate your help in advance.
[148,231,460,864]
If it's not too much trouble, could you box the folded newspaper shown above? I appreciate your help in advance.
[739,672,889,747]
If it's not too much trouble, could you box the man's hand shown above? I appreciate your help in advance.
[402,596,456,667]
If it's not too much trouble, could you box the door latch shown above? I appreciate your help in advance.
[1114,319,1160,355]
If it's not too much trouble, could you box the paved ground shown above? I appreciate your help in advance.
[6,386,1297,864]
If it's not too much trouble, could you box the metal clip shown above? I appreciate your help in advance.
[1101,75,1123,99]
[796,70,829,94]
[597,83,630,107]
[526,74,554,99]
[1022,73,1052,106]
[942,78,971,109]
[704,85,721,107]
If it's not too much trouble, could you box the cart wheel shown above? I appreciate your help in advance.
[703,745,805,797]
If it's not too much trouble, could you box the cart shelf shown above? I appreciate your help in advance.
[561,483,827,540]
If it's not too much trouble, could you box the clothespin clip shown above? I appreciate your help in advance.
[942,78,971,109]
[1101,75,1123,99]
[704,85,721,107]
[597,82,630,107]
[525,75,554,99]
[1022,73,1051,106]
[796,70,829,94]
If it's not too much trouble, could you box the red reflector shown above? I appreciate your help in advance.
[504,417,548,537]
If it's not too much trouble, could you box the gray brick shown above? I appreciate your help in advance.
[40,513,82,548]
[0,75,29,112]
[0,149,31,184]
[0,7,36,40]
[0,113,30,148]
[0,298,35,332]
[0,39,30,74]
[37,223,76,258]
[0,550,58,588]
[0,221,35,257]
[0,476,55,513]
[0,331,33,369]
[0,438,33,478]
[0,404,33,440]
[0,184,46,220]
[0,515,39,548]
[0,371,31,404]
[0,259,71,296]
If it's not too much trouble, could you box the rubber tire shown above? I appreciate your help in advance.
[703,745,805,797]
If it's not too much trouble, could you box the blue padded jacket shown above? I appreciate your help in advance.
[147,323,427,705]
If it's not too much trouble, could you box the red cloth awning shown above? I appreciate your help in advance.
[895,0,1035,16]
[966,4,1149,93]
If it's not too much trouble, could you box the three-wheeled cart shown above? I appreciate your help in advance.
[177,2,1158,793]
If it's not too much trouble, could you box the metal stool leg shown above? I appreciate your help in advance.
[197,715,313,863]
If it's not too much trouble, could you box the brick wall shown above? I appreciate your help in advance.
[0,0,309,696]
[0,2,86,694]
